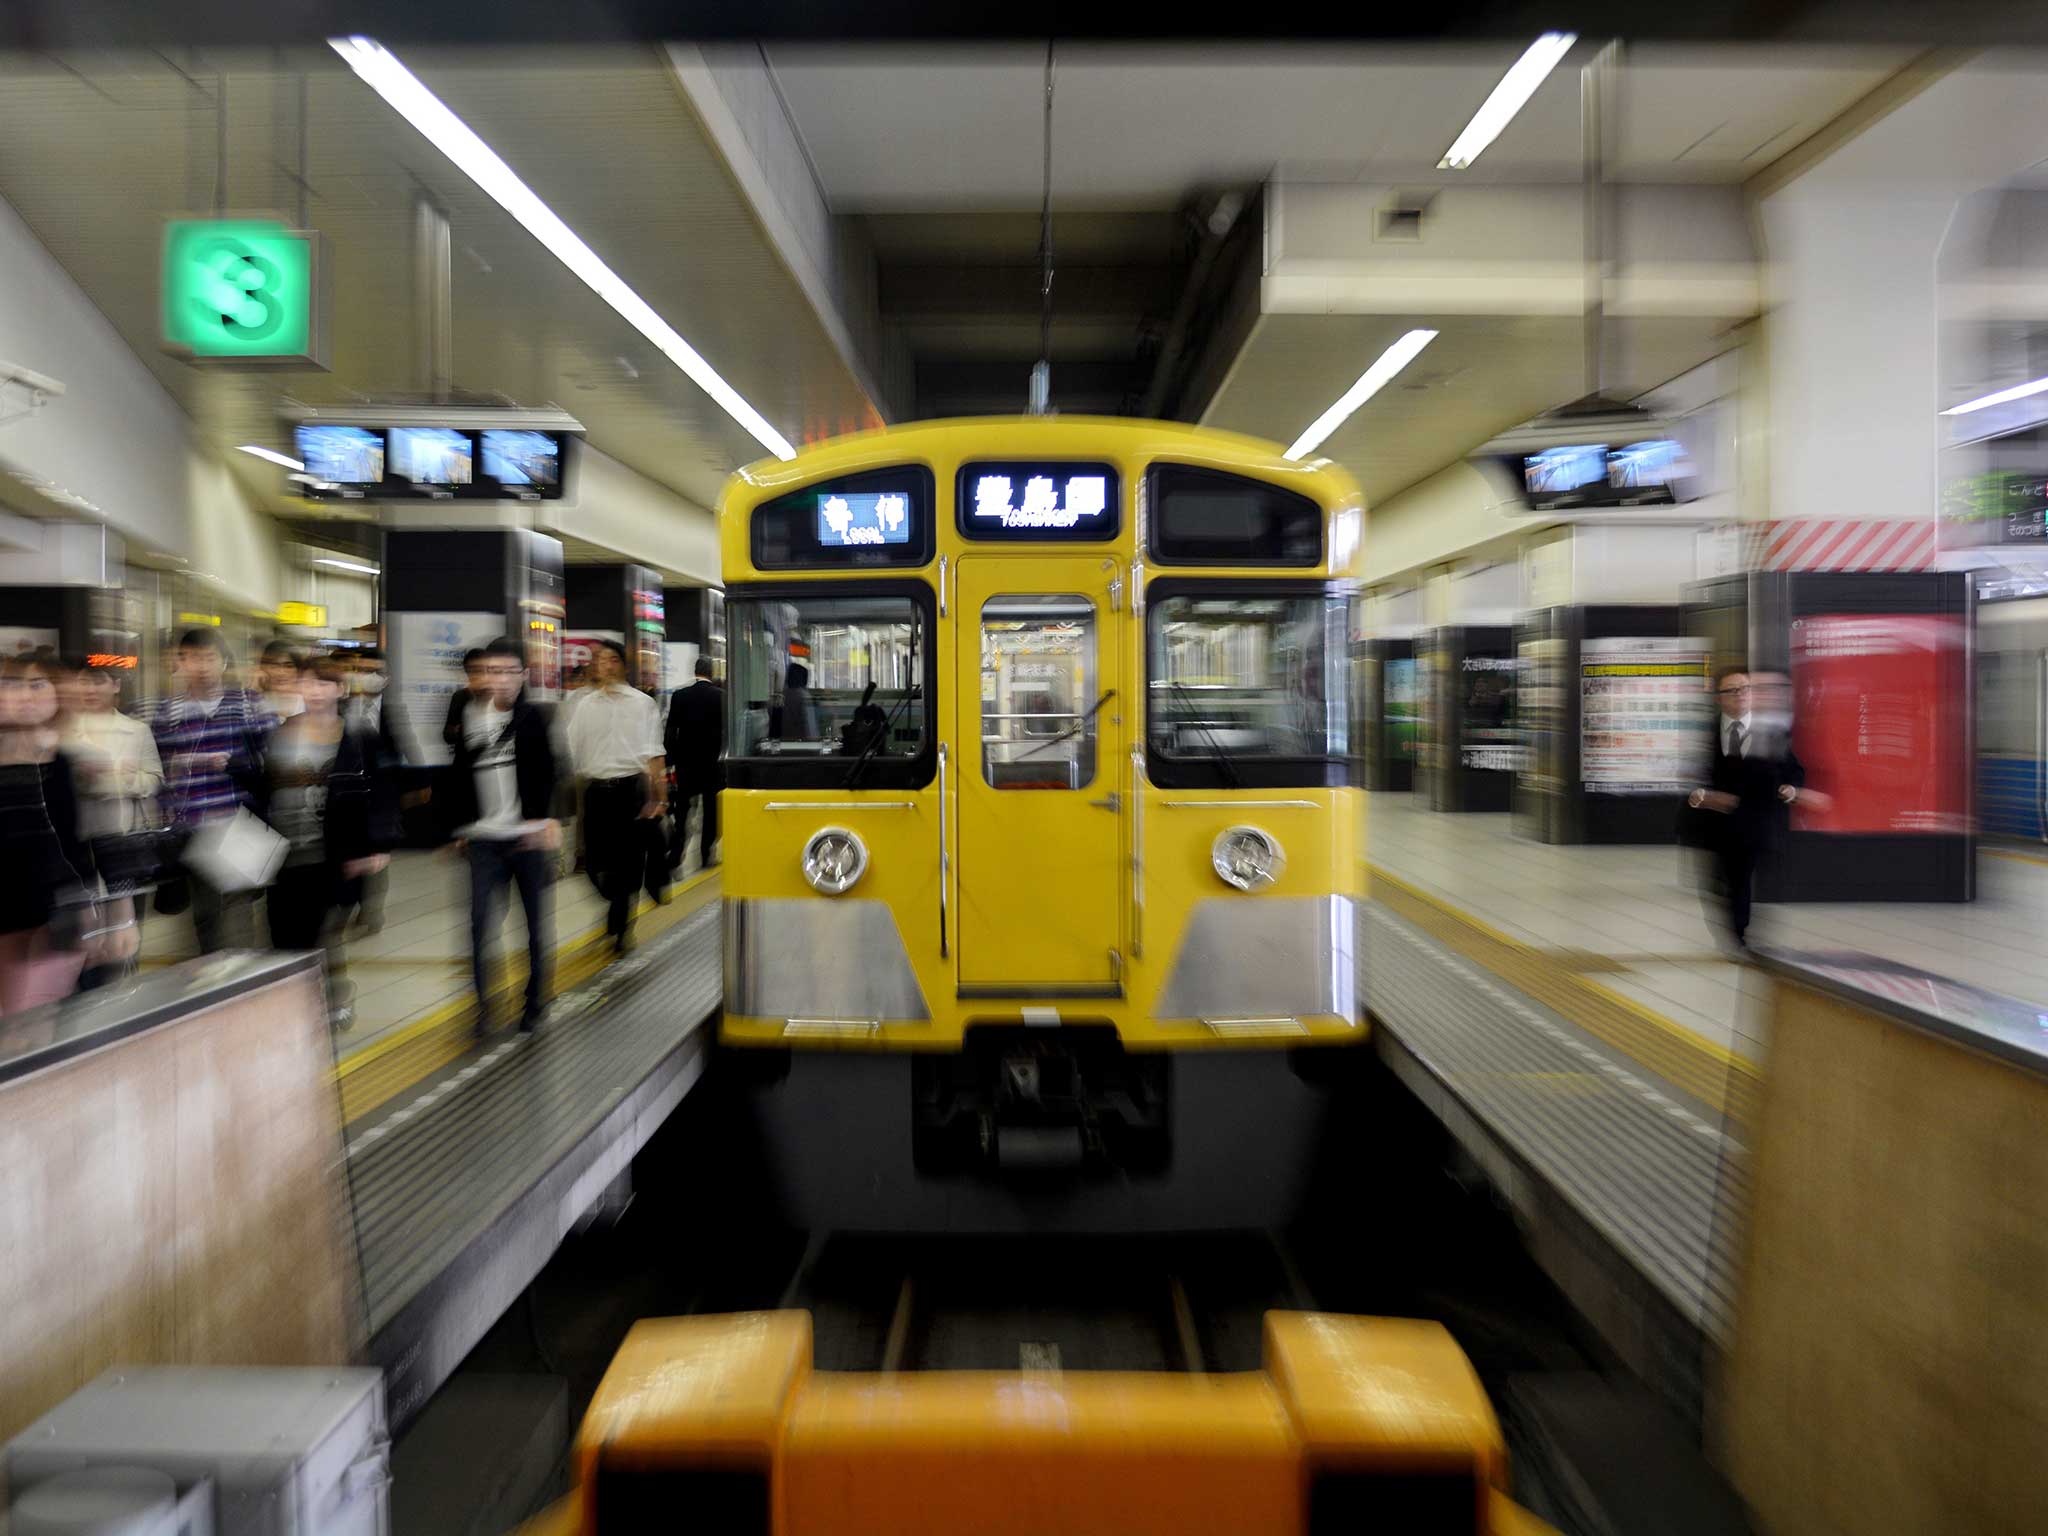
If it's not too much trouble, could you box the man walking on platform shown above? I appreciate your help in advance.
[142,627,273,953]
[1686,669,1817,952]
[665,656,723,873]
[567,640,666,953]
[444,638,560,1033]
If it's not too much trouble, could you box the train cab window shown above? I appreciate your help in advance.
[750,467,936,569]
[1149,464,1322,566]
[980,594,1099,790]
[1147,588,1349,788]
[724,590,931,789]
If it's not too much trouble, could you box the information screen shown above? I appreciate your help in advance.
[389,427,474,487]
[295,425,385,486]
[817,490,913,548]
[1523,444,1607,506]
[482,430,563,492]
[1607,439,1690,498]
[958,462,1119,541]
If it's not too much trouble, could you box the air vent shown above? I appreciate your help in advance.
[1376,206,1425,242]
[1375,192,1435,243]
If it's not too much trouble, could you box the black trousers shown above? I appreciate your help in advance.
[584,776,658,938]
[1712,837,1758,946]
[670,781,718,869]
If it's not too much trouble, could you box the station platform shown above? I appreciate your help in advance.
[1359,789,2048,1420]
[346,883,722,1429]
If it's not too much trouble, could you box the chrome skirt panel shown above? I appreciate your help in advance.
[724,897,932,1022]
[1152,894,1359,1025]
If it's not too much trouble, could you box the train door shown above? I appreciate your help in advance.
[955,558,1122,991]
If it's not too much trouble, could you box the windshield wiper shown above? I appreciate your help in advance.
[1169,680,1245,788]
[843,680,920,788]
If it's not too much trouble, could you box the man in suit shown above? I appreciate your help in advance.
[1687,669,1815,952]
[665,657,724,872]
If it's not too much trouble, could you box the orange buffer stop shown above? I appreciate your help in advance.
[551,1310,1557,1535]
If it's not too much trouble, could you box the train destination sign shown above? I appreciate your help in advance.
[817,490,912,548]
[958,462,1120,541]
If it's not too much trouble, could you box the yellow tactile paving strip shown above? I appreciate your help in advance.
[335,868,721,1124]
[1367,864,1761,1131]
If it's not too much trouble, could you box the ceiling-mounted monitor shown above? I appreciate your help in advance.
[294,425,385,490]
[1606,438,1692,504]
[1523,444,1606,509]
[481,429,564,496]
[389,427,474,488]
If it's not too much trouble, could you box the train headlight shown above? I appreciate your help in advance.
[801,827,869,895]
[1211,825,1284,891]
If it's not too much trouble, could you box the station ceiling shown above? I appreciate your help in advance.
[0,37,1916,543]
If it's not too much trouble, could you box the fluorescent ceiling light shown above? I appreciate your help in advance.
[238,444,305,471]
[1284,329,1440,461]
[1438,33,1577,171]
[314,556,381,576]
[328,36,797,462]
[1942,374,2048,416]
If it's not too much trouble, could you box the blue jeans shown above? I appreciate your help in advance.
[467,838,551,1022]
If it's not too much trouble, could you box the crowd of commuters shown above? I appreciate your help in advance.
[0,629,726,1032]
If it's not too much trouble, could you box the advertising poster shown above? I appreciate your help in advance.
[1580,637,1712,795]
[1384,657,1418,762]
[1790,614,1967,834]
[392,611,502,767]
[561,630,624,683]
[1459,652,1520,772]
[1518,638,1567,794]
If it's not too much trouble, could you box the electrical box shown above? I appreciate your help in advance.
[5,1367,388,1536]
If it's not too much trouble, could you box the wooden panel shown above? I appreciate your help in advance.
[1718,978,2048,1533]
[0,969,361,1443]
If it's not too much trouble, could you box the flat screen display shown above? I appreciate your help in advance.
[958,462,1119,542]
[817,490,913,548]
[1607,438,1691,500]
[295,425,385,486]
[389,427,474,487]
[1523,444,1607,505]
[482,429,562,491]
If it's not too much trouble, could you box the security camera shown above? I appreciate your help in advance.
[0,361,67,401]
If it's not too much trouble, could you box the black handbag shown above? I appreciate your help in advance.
[91,823,181,897]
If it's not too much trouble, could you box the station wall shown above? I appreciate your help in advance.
[0,190,282,612]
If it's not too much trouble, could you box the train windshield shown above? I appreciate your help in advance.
[727,593,927,768]
[1148,592,1348,763]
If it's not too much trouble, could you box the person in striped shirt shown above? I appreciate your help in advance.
[141,627,275,953]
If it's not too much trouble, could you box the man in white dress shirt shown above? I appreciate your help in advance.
[566,640,666,951]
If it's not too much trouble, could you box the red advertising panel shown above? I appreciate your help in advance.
[1790,613,1967,834]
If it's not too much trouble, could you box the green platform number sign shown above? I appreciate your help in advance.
[161,220,313,362]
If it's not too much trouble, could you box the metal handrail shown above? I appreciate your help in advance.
[937,743,951,957]
[1129,745,1145,959]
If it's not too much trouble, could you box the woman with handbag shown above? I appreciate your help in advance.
[56,655,162,990]
[0,652,102,1014]
[251,653,399,1028]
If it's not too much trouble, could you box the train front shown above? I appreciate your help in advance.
[716,418,1366,1229]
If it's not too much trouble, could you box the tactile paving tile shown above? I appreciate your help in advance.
[346,902,723,1331]
[1361,900,1745,1341]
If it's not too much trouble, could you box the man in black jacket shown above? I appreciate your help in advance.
[442,638,561,1032]
[664,656,724,872]
[1687,669,1813,951]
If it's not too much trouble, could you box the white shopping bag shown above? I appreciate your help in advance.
[182,807,291,893]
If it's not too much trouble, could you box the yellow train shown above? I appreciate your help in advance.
[717,417,1365,1226]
